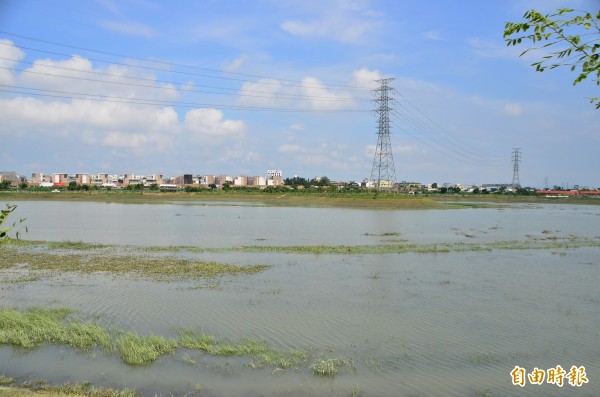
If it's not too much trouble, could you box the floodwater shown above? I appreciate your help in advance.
[1,200,599,396]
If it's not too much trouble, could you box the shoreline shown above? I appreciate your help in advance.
[2,191,599,209]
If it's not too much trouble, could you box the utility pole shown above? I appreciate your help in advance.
[370,78,396,190]
[511,148,521,189]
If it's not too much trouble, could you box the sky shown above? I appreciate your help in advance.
[0,0,598,188]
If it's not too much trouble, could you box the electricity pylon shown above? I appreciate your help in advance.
[370,78,396,190]
[512,148,521,189]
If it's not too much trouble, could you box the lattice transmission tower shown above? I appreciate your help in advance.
[511,148,521,189]
[370,78,396,190]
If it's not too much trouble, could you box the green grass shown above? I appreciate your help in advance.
[116,332,177,365]
[0,375,15,386]
[0,378,136,397]
[0,308,320,371]
[0,244,269,281]
[46,241,109,250]
[310,357,354,376]
[177,329,307,369]
[2,235,598,285]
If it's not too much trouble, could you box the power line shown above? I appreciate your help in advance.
[395,91,505,159]
[0,59,370,104]
[0,85,370,113]
[0,32,373,92]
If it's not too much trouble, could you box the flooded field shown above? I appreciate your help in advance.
[1,201,599,396]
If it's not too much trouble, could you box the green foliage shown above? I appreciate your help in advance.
[284,175,333,188]
[0,204,27,242]
[116,332,177,365]
[310,357,354,376]
[504,8,600,108]
[0,180,11,190]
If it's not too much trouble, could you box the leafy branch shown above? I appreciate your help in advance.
[504,8,600,109]
[0,204,27,242]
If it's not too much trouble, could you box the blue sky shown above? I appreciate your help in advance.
[0,0,598,187]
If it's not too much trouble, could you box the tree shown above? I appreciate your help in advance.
[67,181,78,191]
[504,8,600,108]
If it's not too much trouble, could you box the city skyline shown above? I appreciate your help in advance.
[1,0,598,187]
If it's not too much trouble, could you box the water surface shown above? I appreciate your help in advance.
[1,201,598,396]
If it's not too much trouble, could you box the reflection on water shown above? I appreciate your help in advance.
[1,201,599,396]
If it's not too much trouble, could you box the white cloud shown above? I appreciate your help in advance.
[100,20,155,38]
[468,37,526,60]
[184,108,245,141]
[364,144,418,158]
[301,76,355,110]
[278,144,301,153]
[503,102,523,116]
[0,50,248,163]
[237,76,355,111]
[351,67,382,89]
[281,18,376,44]
[20,55,176,100]
[424,30,442,41]
[96,0,122,16]
[279,1,382,44]
[278,140,362,172]
[223,54,249,73]
[0,40,25,85]
[395,145,419,154]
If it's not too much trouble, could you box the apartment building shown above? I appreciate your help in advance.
[267,170,283,186]
[28,170,282,189]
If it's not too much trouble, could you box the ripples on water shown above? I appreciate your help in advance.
[1,201,599,396]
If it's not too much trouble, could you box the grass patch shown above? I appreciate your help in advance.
[46,241,109,250]
[3,236,598,286]
[177,329,307,369]
[0,375,15,386]
[310,357,354,376]
[0,308,320,371]
[0,378,135,397]
[0,246,269,282]
[116,332,177,365]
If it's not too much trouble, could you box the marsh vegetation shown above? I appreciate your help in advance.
[0,201,598,396]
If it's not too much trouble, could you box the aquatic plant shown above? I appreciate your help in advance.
[177,329,307,369]
[116,332,177,365]
[0,374,15,386]
[310,357,354,376]
[3,378,136,397]
[0,248,269,281]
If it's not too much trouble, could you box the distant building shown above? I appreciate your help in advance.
[76,173,90,185]
[267,170,282,186]
[0,171,25,183]
[199,175,216,186]
[234,176,248,186]
[52,173,68,186]
[216,175,233,186]
[145,174,163,186]
[32,173,52,185]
